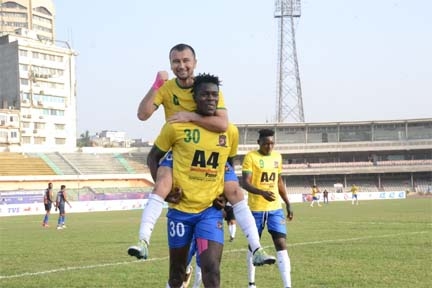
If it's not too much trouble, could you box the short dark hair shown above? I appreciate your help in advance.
[169,43,196,59]
[192,73,221,93]
[61,185,66,189]
[258,129,274,139]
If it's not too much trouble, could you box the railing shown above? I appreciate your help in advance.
[237,139,432,154]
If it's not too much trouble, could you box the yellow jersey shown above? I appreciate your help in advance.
[154,78,226,120]
[242,150,283,211]
[351,185,358,195]
[154,123,238,213]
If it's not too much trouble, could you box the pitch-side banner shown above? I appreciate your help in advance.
[0,191,406,217]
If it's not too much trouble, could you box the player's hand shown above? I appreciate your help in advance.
[167,111,196,124]
[152,71,169,90]
[286,204,294,221]
[165,187,182,204]
[212,194,226,210]
[157,71,169,81]
[260,190,276,202]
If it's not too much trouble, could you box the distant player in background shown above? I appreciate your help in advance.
[310,185,321,207]
[224,201,237,242]
[42,182,54,227]
[55,185,71,230]
[322,188,329,204]
[242,129,294,288]
[351,184,359,205]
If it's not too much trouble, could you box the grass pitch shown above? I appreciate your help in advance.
[0,198,431,287]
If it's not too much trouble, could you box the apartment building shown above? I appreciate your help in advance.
[0,0,77,152]
[0,0,55,42]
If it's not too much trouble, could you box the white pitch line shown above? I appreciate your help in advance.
[0,257,168,280]
[0,230,429,280]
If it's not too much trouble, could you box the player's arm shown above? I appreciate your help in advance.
[241,171,276,202]
[167,109,228,132]
[63,192,72,208]
[147,145,168,182]
[55,195,59,210]
[49,190,55,206]
[137,71,168,121]
[278,175,293,220]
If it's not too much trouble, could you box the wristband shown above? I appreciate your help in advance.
[152,73,165,90]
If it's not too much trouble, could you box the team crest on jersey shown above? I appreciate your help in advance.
[273,161,279,168]
[217,135,227,147]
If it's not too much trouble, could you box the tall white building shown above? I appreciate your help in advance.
[0,0,55,41]
[0,0,77,152]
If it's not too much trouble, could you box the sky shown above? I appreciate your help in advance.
[53,0,432,141]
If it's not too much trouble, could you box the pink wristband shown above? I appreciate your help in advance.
[152,74,165,90]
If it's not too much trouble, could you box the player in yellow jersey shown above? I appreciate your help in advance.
[146,73,236,287]
[351,184,359,205]
[242,129,294,288]
[128,44,275,272]
[310,184,322,207]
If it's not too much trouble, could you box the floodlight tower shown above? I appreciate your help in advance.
[274,0,304,122]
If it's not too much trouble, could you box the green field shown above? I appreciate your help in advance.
[1,198,431,288]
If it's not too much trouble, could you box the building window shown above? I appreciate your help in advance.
[34,137,46,144]
[34,122,45,129]
[19,64,28,71]
[22,136,31,144]
[19,49,28,57]
[55,138,66,145]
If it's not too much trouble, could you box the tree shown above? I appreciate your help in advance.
[77,130,92,147]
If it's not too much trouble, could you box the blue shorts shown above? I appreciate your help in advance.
[312,196,319,201]
[252,209,287,236]
[166,206,224,248]
[160,151,238,183]
[44,202,52,211]
[352,194,358,199]
[58,204,65,214]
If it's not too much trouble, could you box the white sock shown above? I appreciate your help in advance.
[192,265,202,288]
[186,264,192,274]
[229,223,236,238]
[139,193,165,244]
[277,250,291,288]
[247,250,256,283]
[233,200,260,252]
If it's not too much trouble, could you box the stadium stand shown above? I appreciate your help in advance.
[58,153,129,174]
[0,118,430,197]
[119,152,149,174]
[0,152,54,176]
